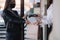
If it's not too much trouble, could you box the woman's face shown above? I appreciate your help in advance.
[10,3,15,8]
[9,0,16,8]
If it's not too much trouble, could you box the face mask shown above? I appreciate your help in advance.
[10,4,15,8]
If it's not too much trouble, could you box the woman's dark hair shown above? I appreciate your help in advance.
[4,0,16,10]
[47,0,53,9]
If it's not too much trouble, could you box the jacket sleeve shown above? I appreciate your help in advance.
[7,9,21,20]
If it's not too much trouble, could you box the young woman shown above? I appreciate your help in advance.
[2,0,25,40]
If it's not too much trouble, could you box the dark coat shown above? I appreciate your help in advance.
[2,9,25,40]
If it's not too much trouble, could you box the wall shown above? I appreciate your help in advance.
[49,0,60,40]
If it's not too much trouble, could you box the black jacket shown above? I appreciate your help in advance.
[2,9,25,32]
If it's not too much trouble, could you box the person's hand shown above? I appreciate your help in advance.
[33,21,39,25]
[26,20,31,25]
[33,21,42,25]
[37,14,42,17]
[23,15,27,19]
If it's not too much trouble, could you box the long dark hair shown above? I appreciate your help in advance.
[47,0,53,9]
[4,0,16,10]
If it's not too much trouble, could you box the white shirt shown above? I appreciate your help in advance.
[41,4,53,25]
[47,4,53,24]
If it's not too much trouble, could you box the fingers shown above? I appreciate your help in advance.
[33,22,39,25]
[33,21,42,25]
[26,20,31,24]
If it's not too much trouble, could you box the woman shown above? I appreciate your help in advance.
[2,0,25,40]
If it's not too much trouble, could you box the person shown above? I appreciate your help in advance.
[2,0,25,40]
[40,3,53,40]
[25,0,53,40]
[36,0,53,40]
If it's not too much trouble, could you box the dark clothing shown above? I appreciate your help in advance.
[47,24,52,40]
[2,9,25,24]
[6,23,21,40]
[2,9,25,40]
[38,24,52,40]
[6,32,21,40]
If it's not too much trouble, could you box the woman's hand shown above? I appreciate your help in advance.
[37,14,42,17]
[33,21,42,25]
[26,20,31,25]
[33,21,39,25]
[22,15,27,19]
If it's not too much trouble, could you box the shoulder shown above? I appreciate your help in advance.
[13,10,18,13]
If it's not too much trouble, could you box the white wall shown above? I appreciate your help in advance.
[49,0,60,40]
